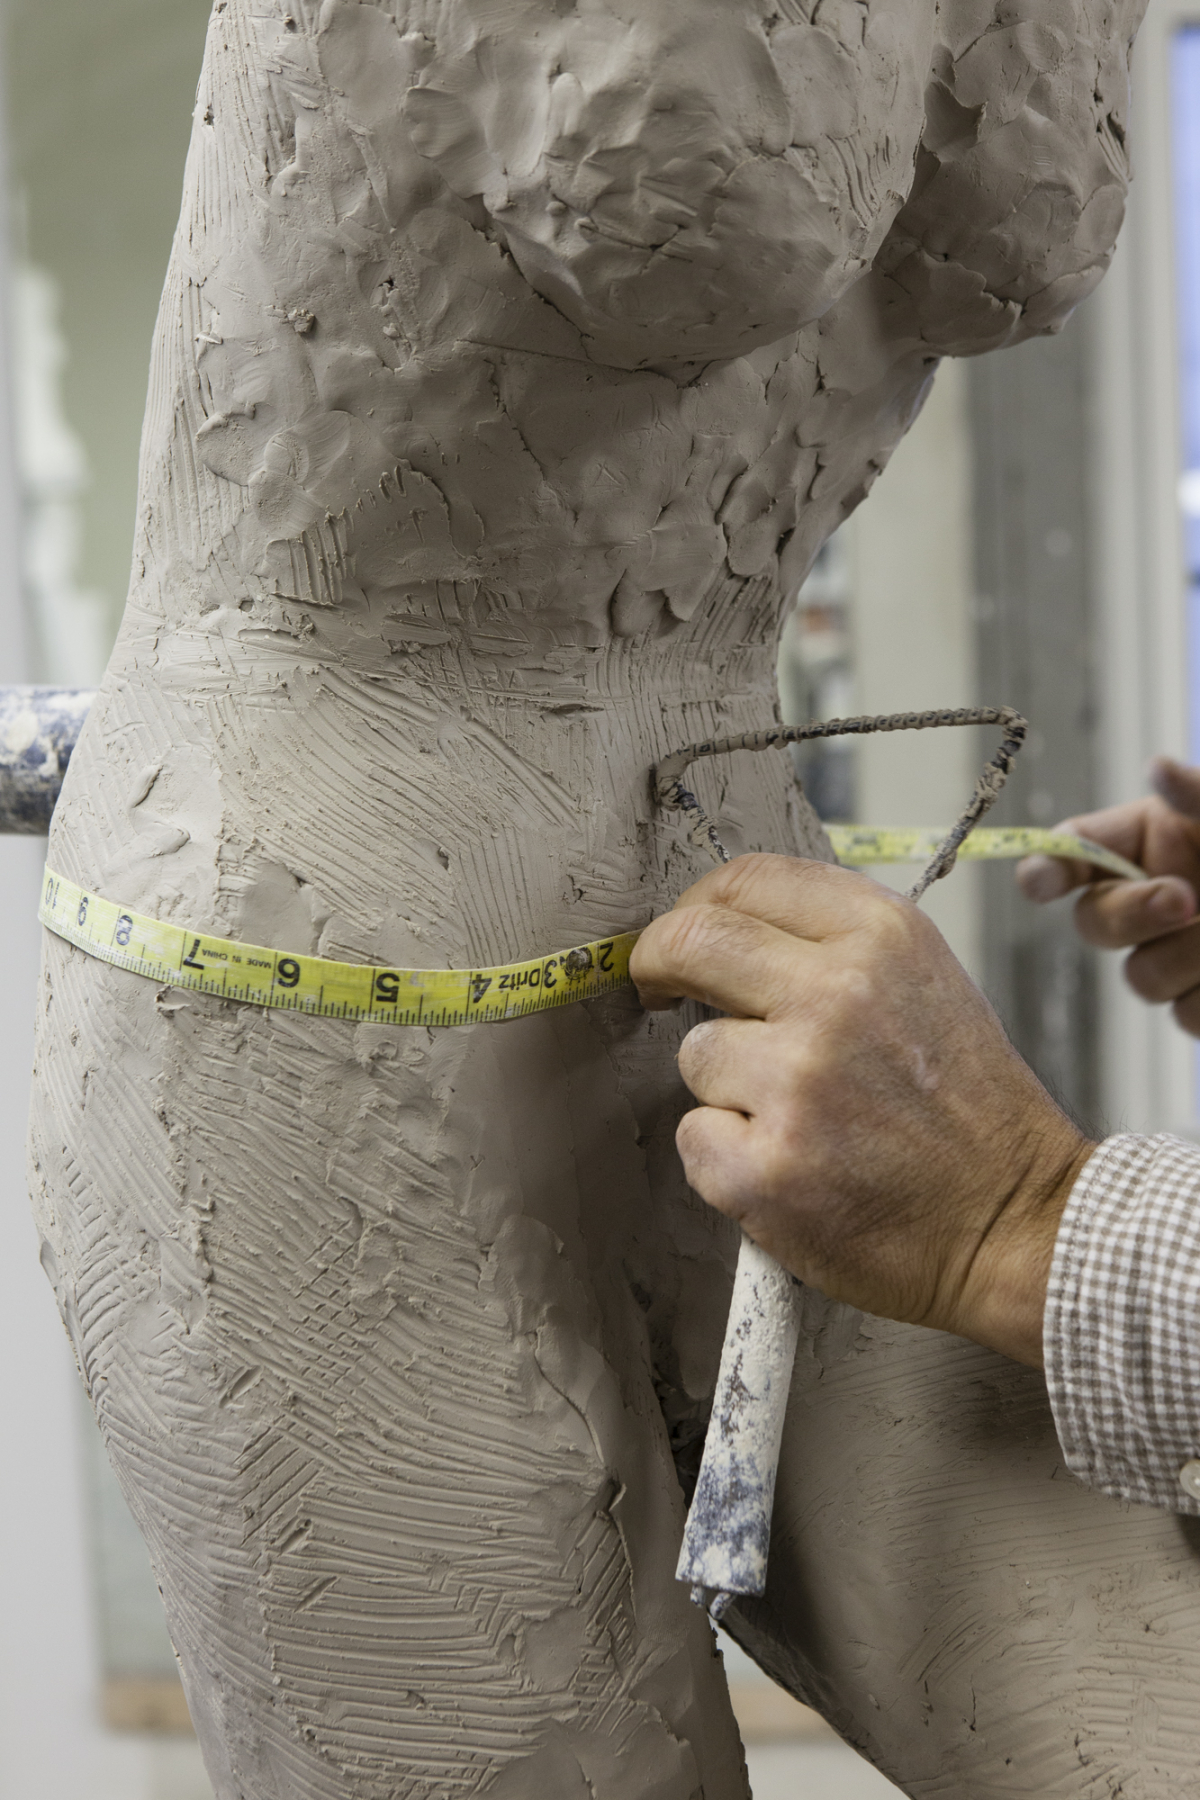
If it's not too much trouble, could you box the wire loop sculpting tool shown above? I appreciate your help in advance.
[659,708,1036,1618]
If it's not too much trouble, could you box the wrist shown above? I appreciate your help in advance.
[947,1126,1096,1366]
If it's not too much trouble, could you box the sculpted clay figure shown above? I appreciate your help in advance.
[29,2,1185,1796]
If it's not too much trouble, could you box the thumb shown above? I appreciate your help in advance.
[1151,756,1200,821]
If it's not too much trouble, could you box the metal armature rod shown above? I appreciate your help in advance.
[0,688,94,833]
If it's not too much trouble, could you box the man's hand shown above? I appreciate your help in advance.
[631,855,1093,1366]
[1016,756,1200,1034]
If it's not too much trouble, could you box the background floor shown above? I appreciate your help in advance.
[746,1743,906,1800]
[723,1638,906,1799]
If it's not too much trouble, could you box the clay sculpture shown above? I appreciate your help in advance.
[32,3,1186,1796]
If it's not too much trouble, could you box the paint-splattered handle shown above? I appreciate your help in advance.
[675,1234,803,1616]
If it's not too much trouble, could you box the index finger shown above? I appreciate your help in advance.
[667,851,910,942]
[1016,806,1148,903]
[630,897,816,1015]
[1016,850,1116,903]
[1073,874,1197,949]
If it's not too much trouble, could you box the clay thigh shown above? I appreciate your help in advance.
[737,1315,1200,1797]
[29,934,747,1800]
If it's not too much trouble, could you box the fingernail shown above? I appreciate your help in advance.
[1149,881,1195,924]
[1018,855,1071,902]
[1151,757,1200,813]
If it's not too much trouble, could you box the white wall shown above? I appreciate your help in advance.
[847,360,983,978]
[1089,0,1200,1135]
[0,10,212,1791]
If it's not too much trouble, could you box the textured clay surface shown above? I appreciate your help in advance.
[30,2,1194,1798]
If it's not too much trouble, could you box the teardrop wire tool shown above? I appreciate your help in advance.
[654,707,1135,1622]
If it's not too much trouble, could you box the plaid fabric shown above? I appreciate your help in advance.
[1044,1133,1200,1513]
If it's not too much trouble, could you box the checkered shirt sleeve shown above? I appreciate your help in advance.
[1044,1133,1200,1512]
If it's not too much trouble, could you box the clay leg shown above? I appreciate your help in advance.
[732,1313,1200,1796]
[31,941,751,1799]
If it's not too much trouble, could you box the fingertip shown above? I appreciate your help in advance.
[1146,875,1198,927]
[631,967,684,1012]
[1150,752,1184,785]
[1151,754,1200,817]
[634,986,682,1013]
[1016,854,1073,903]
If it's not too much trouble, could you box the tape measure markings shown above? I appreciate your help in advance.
[827,826,1145,884]
[39,869,639,1027]
[40,827,1144,1027]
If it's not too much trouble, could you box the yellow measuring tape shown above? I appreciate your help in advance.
[826,825,1143,881]
[39,828,1142,1027]
[39,869,640,1027]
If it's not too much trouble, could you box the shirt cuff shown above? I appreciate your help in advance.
[1044,1131,1200,1513]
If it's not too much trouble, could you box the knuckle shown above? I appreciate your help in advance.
[710,853,793,910]
[675,1108,706,1160]
[833,922,900,997]
[1110,886,1152,938]
[1075,883,1152,950]
[772,1027,817,1082]
[1072,891,1114,947]
[823,961,881,1029]
[864,888,925,953]
[656,902,728,971]
[677,1018,720,1084]
[752,1127,800,1202]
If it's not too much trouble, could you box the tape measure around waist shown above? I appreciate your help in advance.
[39,869,640,1026]
[39,829,1142,1027]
